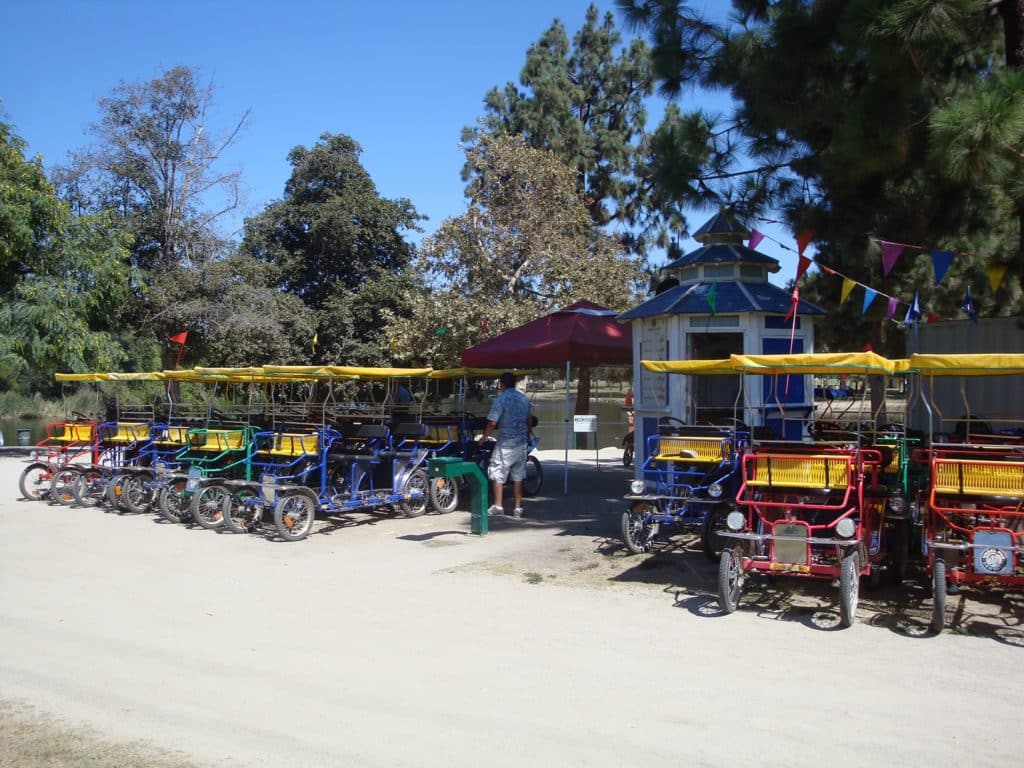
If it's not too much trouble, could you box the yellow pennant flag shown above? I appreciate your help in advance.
[311,332,318,353]
[986,260,1008,293]
[840,277,856,304]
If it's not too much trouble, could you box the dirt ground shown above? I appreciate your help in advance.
[1,450,1023,767]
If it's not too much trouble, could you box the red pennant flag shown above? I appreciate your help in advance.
[168,332,188,345]
[796,230,814,256]
[795,256,812,281]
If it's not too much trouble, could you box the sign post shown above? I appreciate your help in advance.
[573,414,599,470]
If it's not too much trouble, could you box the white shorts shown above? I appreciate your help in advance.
[487,443,527,483]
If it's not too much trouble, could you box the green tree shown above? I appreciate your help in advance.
[465,4,669,254]
[0,121,136,391]
[145,252,314,368]
[385,134,643,416]
[242,132,423,363]
[56,65,249,273]
[618,0,1022,355]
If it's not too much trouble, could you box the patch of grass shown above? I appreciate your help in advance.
[0,700,198,768]
[524,572,544,584]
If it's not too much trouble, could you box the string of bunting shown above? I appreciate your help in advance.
[749,223,1009,326]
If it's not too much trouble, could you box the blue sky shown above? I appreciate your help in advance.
[1,0,799,284]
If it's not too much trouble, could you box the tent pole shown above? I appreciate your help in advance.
[564,360,570,495]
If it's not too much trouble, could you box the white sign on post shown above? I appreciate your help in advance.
[573,415,597,433]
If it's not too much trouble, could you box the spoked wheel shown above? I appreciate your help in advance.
[700,504,729,563]
[839,548,860,628]
[396,468,429,517]
[105,473,130,511]
[191,483,228,530]
[158,478,192,524]
[224,486,262,533]
[621,501,659,554]
[273,488,320,542]
[522,456,543,497]
[49,467,80,505]
[72,468,106,507]
[19,462,52,501]
[718,548,744,614]
[429,476,459,514]
[931,557,947,634]
[121,473,154,514]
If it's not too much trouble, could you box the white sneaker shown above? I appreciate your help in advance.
[487,504,503,516]
[511,508,524,518]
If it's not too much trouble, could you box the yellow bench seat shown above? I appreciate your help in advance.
[653,435,730,463]
[190,429,247,451]
[933,459,1024,498]
[260,433,319,457]
[105,422,150,443]
[746,454,851,489]
[53,423,94,442]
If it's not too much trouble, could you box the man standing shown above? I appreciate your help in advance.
[478,372,532,518]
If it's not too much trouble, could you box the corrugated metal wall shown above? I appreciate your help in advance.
[909,318,1024,435]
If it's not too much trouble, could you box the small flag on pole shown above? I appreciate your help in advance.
[705,283,717,314]
[311,332,318,354]
[960,285,978,324]
[903,292,921,327]
[167,331,188,369]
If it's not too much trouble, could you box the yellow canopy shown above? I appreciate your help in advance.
[278,365,433,379]
[906,353,1024,376]
[429,367,536,379]
[55,372,166,382]
[730,352,903,375]
[642,352,904,376]
[641,358,738,375]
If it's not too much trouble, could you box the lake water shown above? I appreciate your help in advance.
[0,396,634,450]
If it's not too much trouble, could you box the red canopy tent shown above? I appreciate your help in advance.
[461,301,632,493]
[460,300,631,368]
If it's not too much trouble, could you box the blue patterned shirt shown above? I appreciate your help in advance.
[486,388,531,446]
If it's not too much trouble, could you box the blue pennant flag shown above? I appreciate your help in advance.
[960,285,978,324]
[862,288,878,315]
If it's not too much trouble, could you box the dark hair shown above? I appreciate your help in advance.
[499,372,516,389]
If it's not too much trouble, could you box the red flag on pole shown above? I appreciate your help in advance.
[168,331,188,368]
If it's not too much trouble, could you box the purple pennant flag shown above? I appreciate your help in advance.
[862,288,878,315]
[884,297,898,321]
[931,250,954,285]
[748,230,765,250]
[880,240,905,276]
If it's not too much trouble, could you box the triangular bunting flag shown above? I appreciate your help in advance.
[748,230,765,250]
[795,256,812,282]
[986,260,1008,293]
[862,288,878,315]
[931,250,954,285]
[879,240,905,277]
[796,230,814,256]
[885,297,898,321]
[840,278,855,304]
